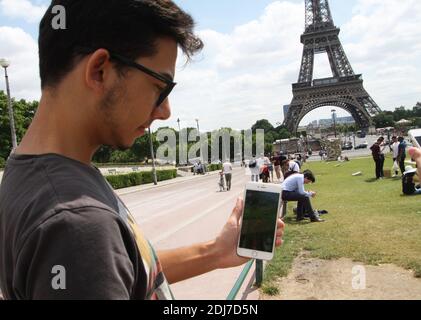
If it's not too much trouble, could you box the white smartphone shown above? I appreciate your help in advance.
[408,129,421,149]
[237,182,283,261]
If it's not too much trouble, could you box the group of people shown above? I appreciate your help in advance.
[370,135,420,196]
[245,152,304,184]
[370,136,407,180]
[244,152,323,223]
[192,161,207,175]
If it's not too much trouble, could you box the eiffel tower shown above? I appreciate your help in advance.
[283,0,381,134]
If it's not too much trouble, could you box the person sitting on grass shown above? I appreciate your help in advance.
[281,170,324,223]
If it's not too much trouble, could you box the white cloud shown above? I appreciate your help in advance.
[0,0,47,23]
[0,27,40,101]
[171,0,421,129]
[0,0,420,130]
[340,0,421,113]
[172,1,304,131]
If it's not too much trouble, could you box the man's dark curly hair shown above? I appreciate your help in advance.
[39,0,204,89]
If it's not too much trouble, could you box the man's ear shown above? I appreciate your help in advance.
[84,49,113,93]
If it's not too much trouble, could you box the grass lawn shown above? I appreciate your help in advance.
[262,155,421,295]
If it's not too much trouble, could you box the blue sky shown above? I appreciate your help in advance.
[1,0,420,131]
[175,0,355,34]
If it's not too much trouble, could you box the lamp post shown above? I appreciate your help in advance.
[0,59,18,150]
[177,118,181,133]
[331,109,337,138]
[195,118,200,133]
[148,127,158,185]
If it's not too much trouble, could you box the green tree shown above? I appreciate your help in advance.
[373,113,395,128]
[393,106,410,121]
[413,102,421,117]
[0,91,38,159]
[413,117,421,128]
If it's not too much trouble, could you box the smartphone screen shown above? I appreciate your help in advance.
[415,136,421,147]
[239,190,280,253]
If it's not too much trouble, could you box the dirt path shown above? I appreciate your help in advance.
[262,252,421,300]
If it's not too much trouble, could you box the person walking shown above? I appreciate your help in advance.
[222,160,233,191]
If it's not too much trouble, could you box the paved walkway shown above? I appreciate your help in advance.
[118,167,262,300]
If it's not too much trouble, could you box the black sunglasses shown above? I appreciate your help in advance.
[109,52,177,107]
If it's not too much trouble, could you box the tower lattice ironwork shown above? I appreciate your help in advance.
[283,0,381,134]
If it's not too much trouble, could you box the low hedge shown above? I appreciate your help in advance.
[106,169,177,189]
[0,157,5,169]
[208,164,223,172]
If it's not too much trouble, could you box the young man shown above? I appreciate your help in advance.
[391,136,400,177]
[370,137,385,179]
[281,170,324,223]
[0,0,285,300]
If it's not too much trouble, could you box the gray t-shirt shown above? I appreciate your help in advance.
[0,153,173,300]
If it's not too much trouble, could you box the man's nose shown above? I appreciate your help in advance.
[153,99,171,121]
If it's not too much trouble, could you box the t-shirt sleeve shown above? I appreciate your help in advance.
[14,208,136,300]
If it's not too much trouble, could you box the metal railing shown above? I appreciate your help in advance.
[227,202,287,300]
[226,259,263,300]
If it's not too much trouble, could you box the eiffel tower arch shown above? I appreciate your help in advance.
[283,0,381,134]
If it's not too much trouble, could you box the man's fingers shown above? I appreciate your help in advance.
[276,219,285,237]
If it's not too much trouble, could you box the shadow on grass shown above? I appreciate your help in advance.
[365,178,379,183]
[282,216,312,225]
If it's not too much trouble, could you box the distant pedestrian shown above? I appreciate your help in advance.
[249,156,259,182]
[391,136,400,177]
[319,150,324,161]
[218,172,225,192]
[267,154,274,182]
[272,152,286,182]
[370,137,385,179]
[222,160,233,191]
[289,159,301,173]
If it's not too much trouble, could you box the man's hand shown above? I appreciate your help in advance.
[409,147,421,177]
[309,191,317,198]
[213,198,285,269]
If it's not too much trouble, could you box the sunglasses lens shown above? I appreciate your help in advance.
[156,85,175,107]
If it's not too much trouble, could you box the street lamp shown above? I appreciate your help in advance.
[177,118,181,133]
[0,58,18,150]
[331,109,337,138]
[195,118,200,133]
[148,127,158,185]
